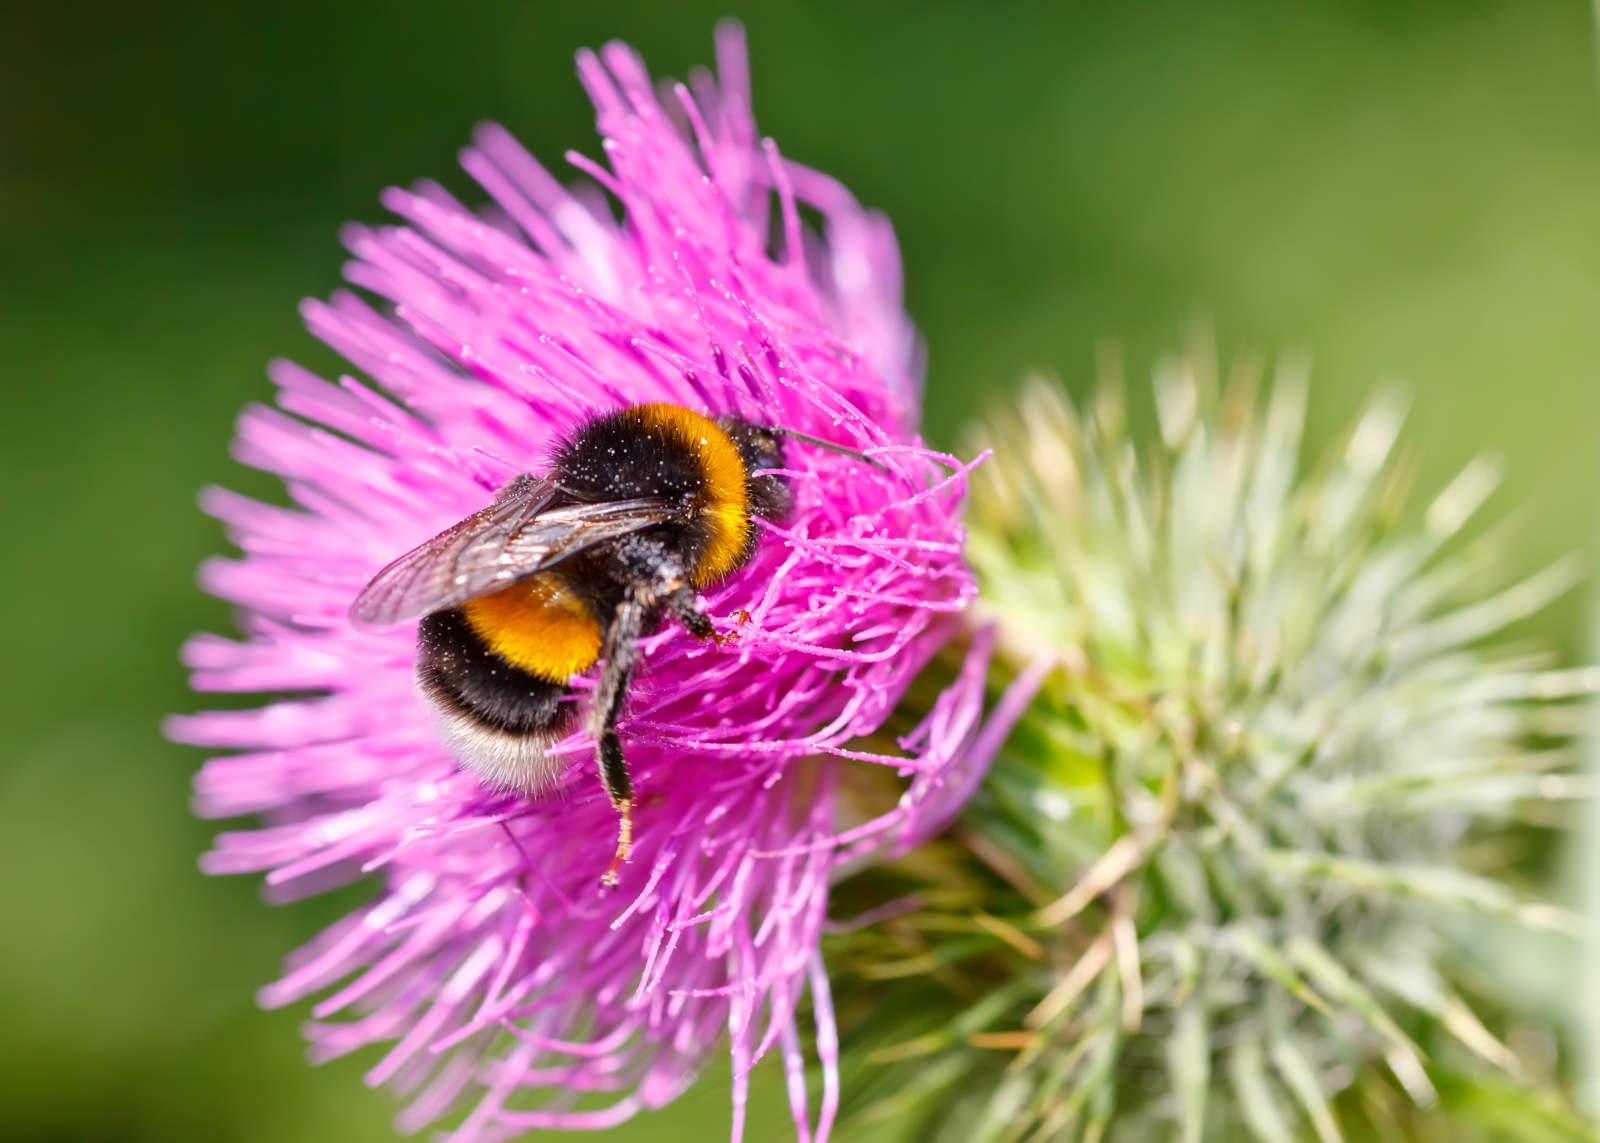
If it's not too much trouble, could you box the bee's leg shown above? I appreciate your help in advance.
[661,582,740,647]
[593,595,646,886]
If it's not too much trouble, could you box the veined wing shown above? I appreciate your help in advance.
[349,474,675,627]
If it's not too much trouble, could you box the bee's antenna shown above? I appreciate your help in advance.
[768,426,889,472]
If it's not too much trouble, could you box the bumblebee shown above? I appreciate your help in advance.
[351,403,869,884]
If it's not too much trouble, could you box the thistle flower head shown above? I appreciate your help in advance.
[169,26,985,1140]
[829,346,1594,1140]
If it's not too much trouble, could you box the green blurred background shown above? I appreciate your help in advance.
[4,1,1599,1139]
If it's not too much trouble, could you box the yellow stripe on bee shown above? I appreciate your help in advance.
[461,573,602,683]
[633,404,752,586]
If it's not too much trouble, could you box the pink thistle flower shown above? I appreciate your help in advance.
[170,24,990,1142]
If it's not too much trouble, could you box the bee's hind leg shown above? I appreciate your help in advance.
[593,595,646,887]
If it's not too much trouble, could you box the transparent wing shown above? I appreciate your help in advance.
[349,474,675,627]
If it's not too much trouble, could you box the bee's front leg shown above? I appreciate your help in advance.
[662,583,741,647]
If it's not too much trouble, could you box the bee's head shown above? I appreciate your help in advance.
[717,417,792,522]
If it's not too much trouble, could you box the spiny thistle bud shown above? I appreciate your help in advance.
[827,344,1597,1141]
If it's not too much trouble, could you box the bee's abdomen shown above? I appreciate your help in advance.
[417,607,576,737]
[457,572,604,683]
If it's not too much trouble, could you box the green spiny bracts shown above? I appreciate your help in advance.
[826,345,1597,1142]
